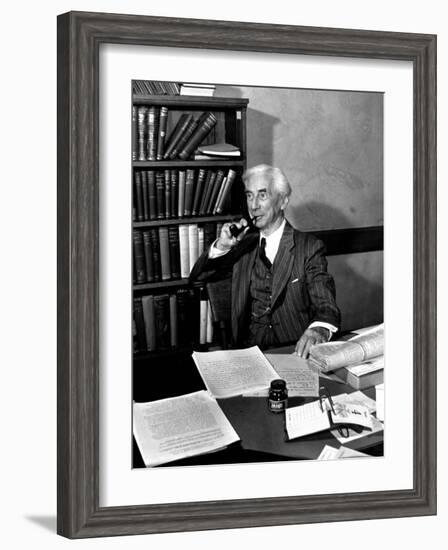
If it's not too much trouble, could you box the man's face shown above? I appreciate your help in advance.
[245,175,288,233]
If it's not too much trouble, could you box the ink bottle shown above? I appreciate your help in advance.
[268,379,288,413]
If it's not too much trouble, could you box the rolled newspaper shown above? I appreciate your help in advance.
[308,324,384,372]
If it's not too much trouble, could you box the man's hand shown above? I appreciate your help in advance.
[216,218,249,252]
[295,327,330,358]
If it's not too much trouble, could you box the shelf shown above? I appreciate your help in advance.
[133,279,190,291]
[132,94,249,109]
[133,213,242,228]
[133,159,245,169]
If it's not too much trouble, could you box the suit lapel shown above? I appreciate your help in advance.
[232,240,257,320]
[271,222,295,307]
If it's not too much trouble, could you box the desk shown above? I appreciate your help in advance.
[133,346,383,468]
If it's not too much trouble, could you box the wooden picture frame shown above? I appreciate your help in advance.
[57,11,436,538]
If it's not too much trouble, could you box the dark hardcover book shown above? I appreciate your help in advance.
[146,106,159,161]
[142,231,154,282]
[141,170,149,221]
[132,105,138,161]
[133,230,147,284]
[147,171,157,220]
[203,223,217,248]
[133,297,147,352]
[137,106,148,161]
[199,171,216,215]
[149,229,161,282]
[168,227,181,279]
[134,171,144,222]
[191,168,207,216]
[216,223,223,240]
[176,289,190,347]
[158,227,172,281]
[169,294,178,348]
[215,169,237,214]
[154,294,170,349]
[168,118,199,159]
[164,170,172,219]
[183,169,196,216]
[155,171,165,219]
[170,170,178,219]
[156,106,168,160]
[205,169,226,214]
[178,112,217,160]
[163,114,193,160]
[141,295,156,351]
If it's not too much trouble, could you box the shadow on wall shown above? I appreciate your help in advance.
[288,201,384,332]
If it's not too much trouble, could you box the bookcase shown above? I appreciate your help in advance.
[132,89,249,364]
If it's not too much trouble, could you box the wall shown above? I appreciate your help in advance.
[217,84,384,329]
[1,2,444,550]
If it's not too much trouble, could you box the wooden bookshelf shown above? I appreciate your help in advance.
[132,88,248,360]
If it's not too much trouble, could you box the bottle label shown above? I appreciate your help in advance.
[268,399,286,412]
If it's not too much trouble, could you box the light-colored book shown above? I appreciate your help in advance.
[178,224,190,278]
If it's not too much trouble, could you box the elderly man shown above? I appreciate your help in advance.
[189,164,341,357]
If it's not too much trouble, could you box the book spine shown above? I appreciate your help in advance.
[199,171,216,215]
[133,230,146,283]
[134,171,144,221]
[183,169,196,216]
[132,105,138,161]
[169,294,178,348]
[164,169,171,219]
[212,176,227,215]
[133,297,147,351]
[203,223,216,248]
[154,294,170,349]
[142,231,154,282]
[178,170,186,218]
[156,106,168,160]
[147,171,157,220]
[141,295,156,351]
[206,300,214,344]
[155,171,165,219]
[146,106,158,161]
[141,170,149,221]
[216,223,223,240]
[137,106,148,161]
[168,227,181,279]
[215,169,237,214]
[197,226,204,257]
[178,225,190,278]
[149,229,161,282]
[176,289,188,347]
[188,224,199,273]
[170,170,178,219]
[199,299,208,345]
[191,168,206,216]
[178,112,218,160]
[206,169,225,214]
[158,227,171,281]
[163,114,193,159]
[168,119,198,159]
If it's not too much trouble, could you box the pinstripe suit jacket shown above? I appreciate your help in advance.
[189,221,341,346]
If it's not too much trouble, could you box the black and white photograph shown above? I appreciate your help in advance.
[131,80,384,469]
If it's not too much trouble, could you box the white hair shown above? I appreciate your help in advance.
[242,164,292,198]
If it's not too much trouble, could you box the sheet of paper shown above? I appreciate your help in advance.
[317,445,369,460]
[133,390,240,467]
[285,400,330,440]
[192,346,279,398]
[244,354,319,397]
[331,393,373,430]
[375,383,385,421]
[346,355,384,376]
[331,415,383,444]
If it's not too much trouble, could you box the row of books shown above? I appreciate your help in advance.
[133,222,222,284]
[133,168,237,222]
[133,107,218,162]
[132,80,181,96]
[133,291,214,353]
[132,80,215,97]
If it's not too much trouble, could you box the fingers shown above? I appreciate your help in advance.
[295,329,325,358]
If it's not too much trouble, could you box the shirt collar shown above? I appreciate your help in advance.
[259,218,286,249]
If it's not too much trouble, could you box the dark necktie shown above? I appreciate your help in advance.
[259,237,272,269]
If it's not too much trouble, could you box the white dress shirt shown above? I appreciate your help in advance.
[209,219,337,340]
